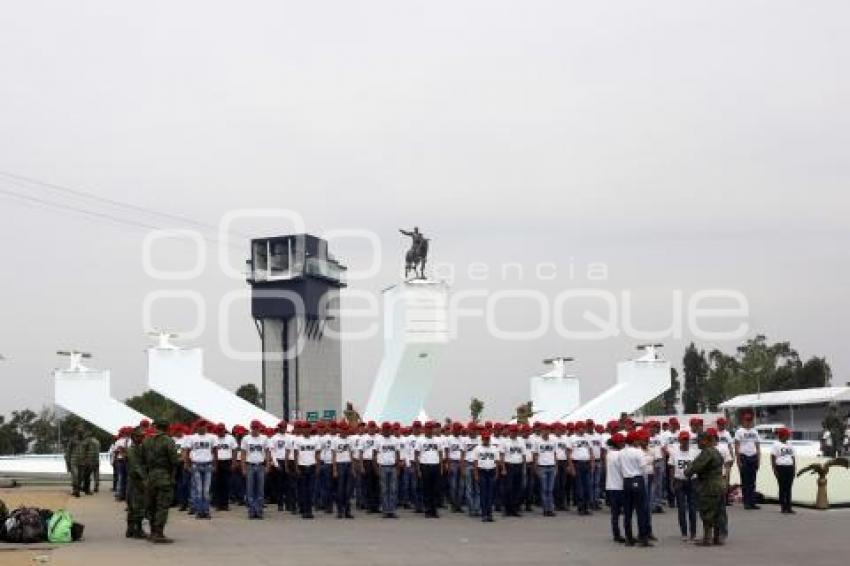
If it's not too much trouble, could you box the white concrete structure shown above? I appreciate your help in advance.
[147,342,280,430]
[565,345,671,422]
[363,279,449,423]
[54,352,149,435]
[530,357,581,423]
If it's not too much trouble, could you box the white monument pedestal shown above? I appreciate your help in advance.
[530,358,580,423]
[147,346,280,429]
[566,347,671,422]
[54,367,149,435]
[363,279,449,423]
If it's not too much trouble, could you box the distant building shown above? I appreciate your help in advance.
[719,386,850,440]
[247,234,346,422]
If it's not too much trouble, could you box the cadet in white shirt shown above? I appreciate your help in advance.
[771,427,796,514]
[618,430,652,546]
[268,422,290,512]
[374,423,401,518]
[501,425,526,517]
[445,423,466,513]
[553,424,570,511]
[568,422,594,515]
[471,432,501,522]
[462,425,481,517]
[212,424,238,511]
[605,433,626,543]
[240,421,269,519]
[533,426,558,516]
[357,422,380,513]
[293,423,321,519]
[669,431,700,541]
[183,421,217,519]
[316,422,336,514]
[332,424,356,519]
[734,412,762,509]
[415,422,444,518]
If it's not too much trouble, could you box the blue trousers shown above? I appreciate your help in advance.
[174,466,190,507]
[623,476,650,542]
[447,461,464,509]
[318,463,334,512]
[191,462,213,515]
[591,460,602,503]
[504,464,523,514]
[379,465,398,513]
[739,455,759,507]
[608,489,624,539]
[464,465,480,516]
[114,459,127,501]
[336,463,353,515]
[652,460,666,508]
[538,466,556,513]
[297,465,316,516]
[245,463,265,518]
[478,469,496,519]
[674,479,697,537]
[573,461,592,512]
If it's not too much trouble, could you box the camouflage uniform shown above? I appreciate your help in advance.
[64,431,86,497]
[685,445,725,544]
[85,436,101,493]
[143,429,180,543]
[125,434,148,538]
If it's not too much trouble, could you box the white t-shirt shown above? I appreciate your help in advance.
[605,450,624,490]
[296,437,320,466]
[374,436,400,466]
[463,436,480,463]
[332,436,354,464]
[717,430,734,448]
[648,434,664,460]
[446,436,464,461]
[554,436,569,461]
[269,433,289,461]
[618,446,645,479]
[570,435,592,461]
[112,437,130,460]
[534,438,557,466]
[214,434,238,461]
[186,433,216,463]
[523,437,536,463]
[735,427,761,457]
[319,434,335,464]
[771,441,795,466]
[416,437,444,465]
[502,438,526,465]
[668,444,701,480]
[358,434,377,460]
[590,433,606,459]
[716,443,733,477]
[471,444,500,470]
[400,435,418,465]
[241,434,268,464]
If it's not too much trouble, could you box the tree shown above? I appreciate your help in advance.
[682,343,709,413]
[125,391,196,425]
[469,398,484,423]
[30,407,59,454]
[236,384,262,408]
[58,413,113,453]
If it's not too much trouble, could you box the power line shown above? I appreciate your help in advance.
[0,186,243,250]
[0,170,251,240]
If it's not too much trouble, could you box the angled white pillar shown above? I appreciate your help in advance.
[54,354,149,435]
[530,357,581,423]
[565,345,670,422]
[363,279,449,423]
[146,344,280,430]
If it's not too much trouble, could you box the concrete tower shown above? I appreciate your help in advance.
[247,234,346,422]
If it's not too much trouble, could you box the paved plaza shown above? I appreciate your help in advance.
[2,487,849,566]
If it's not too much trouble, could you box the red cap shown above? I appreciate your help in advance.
[705,427,719,438]
[610,433,625,445]
[678,431,690,441]
[689,417,703,426]
[668,417,679,425]
[777,427,791,438]
[716,417,727,426]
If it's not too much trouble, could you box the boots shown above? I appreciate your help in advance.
[149,527,174,544]
[132,523,148,539]
[712,527,723,546]
[695,525,713,547]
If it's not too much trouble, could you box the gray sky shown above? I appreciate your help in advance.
[0,0,848,420]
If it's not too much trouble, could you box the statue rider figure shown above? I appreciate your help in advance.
[399,226,429,279]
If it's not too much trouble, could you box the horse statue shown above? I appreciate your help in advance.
[400,227,429,279]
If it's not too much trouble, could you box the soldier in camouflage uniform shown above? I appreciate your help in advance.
[125,428,149,539]
[64,427,86,497]
[85,434,101,494]
[143,420,180,543]
[685,430,726,546]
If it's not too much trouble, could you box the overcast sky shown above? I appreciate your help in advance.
[0,1,847,420]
